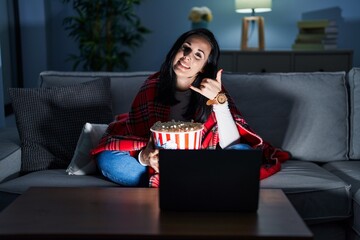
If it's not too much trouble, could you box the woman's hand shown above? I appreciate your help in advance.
[140,137,159,172]
[190,69,223,100]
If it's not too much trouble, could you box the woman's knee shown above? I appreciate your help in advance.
[97,151,125,170]
[96,150,148,186]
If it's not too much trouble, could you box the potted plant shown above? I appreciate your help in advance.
[188,6,213,29]
[63,0,150,71]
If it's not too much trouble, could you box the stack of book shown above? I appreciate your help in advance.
[292,19,338,50]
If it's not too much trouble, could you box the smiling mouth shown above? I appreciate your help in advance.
[177,60,190,70]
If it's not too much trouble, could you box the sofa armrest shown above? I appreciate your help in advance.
[0,127,21,183]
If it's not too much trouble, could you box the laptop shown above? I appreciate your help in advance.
[159,149,262,212]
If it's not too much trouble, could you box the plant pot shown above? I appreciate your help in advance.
[191,20,208,29]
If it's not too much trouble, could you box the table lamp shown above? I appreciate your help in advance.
[235,0,272,50]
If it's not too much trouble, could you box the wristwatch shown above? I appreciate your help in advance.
[206,92,228,105]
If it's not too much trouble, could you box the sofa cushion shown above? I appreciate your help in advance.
[353,190,360,236]
[348,67,360,159]
[66,123,108,175]
[323,160,360,237]
[260,160,352,223]
[223,72,348,162]
[323,161,360,194]
[39,71,154,116]
[0,127,21,183]
[8,78,114,173]
[0,169,118,195]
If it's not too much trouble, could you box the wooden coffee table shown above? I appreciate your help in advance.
[0,187,312,239]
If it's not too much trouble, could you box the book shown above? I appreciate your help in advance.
[295,39,337,45]
[292,43,337,51]
[295,35,338,44]
[297,19,337,29]
[296,33,338,42]
[300,26,338,34]
[292,19,339,51]
[321,39,338,44]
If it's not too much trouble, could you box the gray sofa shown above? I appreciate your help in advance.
[1,68,360,240]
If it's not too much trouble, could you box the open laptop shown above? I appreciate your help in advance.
[159,149,262,212]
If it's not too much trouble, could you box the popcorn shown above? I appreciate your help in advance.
[151,120,203,132]
[150,120,203,149]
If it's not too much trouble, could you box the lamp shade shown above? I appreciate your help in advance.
[235,0,272,13]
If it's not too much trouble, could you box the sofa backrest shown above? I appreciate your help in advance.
[40,70,350,163]
[222,71,349,162]
[39,71,154,116]
[348,67,360,160]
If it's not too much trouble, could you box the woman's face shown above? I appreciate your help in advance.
[173,35,212,90]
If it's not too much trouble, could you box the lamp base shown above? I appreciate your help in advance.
[241,16,265,51]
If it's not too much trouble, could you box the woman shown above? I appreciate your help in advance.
[91,28,290,187]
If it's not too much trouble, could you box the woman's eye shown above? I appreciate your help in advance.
[180,45,203,59]
[195,53,203,59]
[182,45,190,51]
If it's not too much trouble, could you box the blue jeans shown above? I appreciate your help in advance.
[97,151,148,187]
[96,143,252,187]
[225,143,252,150]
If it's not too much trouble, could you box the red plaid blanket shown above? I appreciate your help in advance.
[91,73,290,187]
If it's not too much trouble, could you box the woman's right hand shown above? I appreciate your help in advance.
[140,137,159,173]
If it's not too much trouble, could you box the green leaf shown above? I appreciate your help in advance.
[62,0,151,71]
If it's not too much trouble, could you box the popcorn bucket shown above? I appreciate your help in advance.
[151,127,203,149]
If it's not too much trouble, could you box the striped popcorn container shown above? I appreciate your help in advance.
[151,127,203,149]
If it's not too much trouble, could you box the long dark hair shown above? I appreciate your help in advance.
[157,28,220,123]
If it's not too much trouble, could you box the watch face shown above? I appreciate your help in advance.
[217,93,227,104]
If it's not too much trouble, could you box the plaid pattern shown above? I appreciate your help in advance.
[91,73,290,187]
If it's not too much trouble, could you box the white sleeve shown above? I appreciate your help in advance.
[212,102,240,149]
